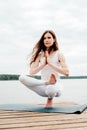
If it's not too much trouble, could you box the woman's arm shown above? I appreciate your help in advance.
[46,51,69,77]
[29,54,46,76]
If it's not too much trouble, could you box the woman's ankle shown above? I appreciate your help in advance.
[45,98,53,108]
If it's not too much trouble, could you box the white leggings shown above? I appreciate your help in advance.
[19,75,62,99]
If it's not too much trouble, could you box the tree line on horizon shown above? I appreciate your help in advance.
[0,74,87,80]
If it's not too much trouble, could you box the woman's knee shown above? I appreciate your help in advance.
[46,85,62,98]
[46,86,56,98]
[56,90,62,97]
[19,75,26,82]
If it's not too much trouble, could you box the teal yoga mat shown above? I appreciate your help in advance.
[0,104,87,114]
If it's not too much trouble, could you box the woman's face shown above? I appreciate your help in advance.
[43,32,55,49]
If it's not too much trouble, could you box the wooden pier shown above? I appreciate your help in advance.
[0,102,87,130]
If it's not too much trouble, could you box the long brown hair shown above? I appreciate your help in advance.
[30,30,59,66]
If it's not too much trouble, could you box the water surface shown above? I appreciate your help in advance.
[0,79,87,104]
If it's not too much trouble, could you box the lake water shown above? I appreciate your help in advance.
[0,79,87,105]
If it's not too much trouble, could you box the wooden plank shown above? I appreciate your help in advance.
[1,127,87,130]
[0,112,57,119]
[0,122,87,130]
[0,110,87,121]
[0,115,87,129]
[0,112,87,125]
[0,111,55,116]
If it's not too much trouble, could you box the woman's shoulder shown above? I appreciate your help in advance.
[56,50,65,60]
[56,50,63,56]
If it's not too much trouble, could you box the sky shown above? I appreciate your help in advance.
[0,0,87,76]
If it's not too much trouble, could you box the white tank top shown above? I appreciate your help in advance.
[40,51,61,81]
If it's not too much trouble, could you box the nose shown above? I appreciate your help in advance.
[45,39,48,42]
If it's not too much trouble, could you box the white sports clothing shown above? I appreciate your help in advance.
[19,51,63,99]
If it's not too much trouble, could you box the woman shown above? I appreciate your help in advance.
[19,30,69,108]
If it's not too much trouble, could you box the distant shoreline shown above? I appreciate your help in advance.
[0,74,87,80]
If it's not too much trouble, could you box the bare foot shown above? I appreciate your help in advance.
[45,98,53,108]
[50,74,56,84]
[45,74,56,85]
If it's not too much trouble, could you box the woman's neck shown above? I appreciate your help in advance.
[46,47,49,51]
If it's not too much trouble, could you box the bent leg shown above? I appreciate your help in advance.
[45,85,57,99]
[19,75,47,97]
[45,81,62,99]
[45,82,62,108]
[54,81,63,97]
[19,75,62,99]
[19,75,45,86]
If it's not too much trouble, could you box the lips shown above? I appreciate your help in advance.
[45,42,49,44]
